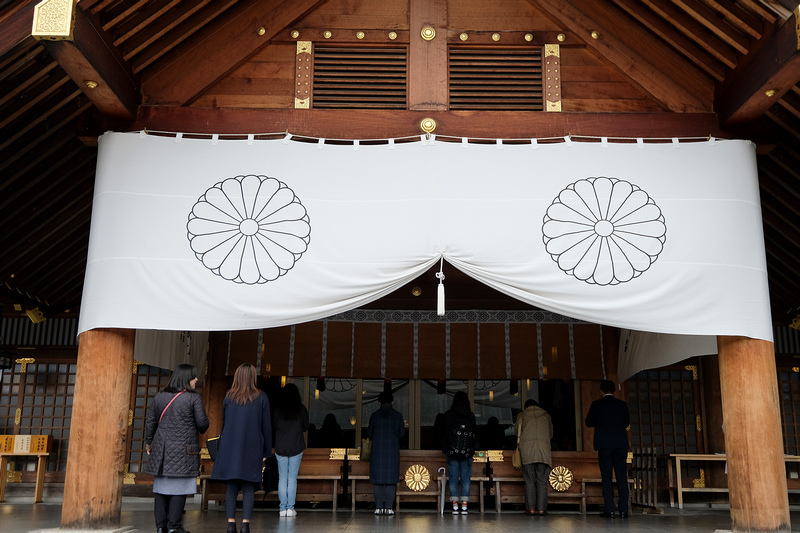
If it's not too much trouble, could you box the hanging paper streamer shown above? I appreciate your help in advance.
[436,257,445,316]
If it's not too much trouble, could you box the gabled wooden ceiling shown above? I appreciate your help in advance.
[1,0,799,329]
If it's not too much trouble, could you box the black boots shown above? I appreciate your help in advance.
[226,522,237,533]
[240,523,250,533]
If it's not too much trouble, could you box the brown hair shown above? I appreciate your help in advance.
[226,363,261,405]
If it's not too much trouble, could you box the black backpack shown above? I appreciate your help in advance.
[446,415,475,459]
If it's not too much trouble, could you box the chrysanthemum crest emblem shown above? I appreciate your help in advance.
[542,177,666,285]
[187,174,311,284]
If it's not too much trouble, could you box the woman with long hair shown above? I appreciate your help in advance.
[210,364,271,533]
[273,382,309,517]
[145,364,209,533]
[442,390,477,515]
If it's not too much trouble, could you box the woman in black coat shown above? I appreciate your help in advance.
[367,391,405,515]
[145,364,209,533]
[442,391,477,515]
[273,382,309,517]
[210,364,271,533]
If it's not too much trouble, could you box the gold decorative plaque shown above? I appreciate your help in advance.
[32,0,78,41]
[549,465,573,491]
[329,448,346,460]
[405,464,430,491]
[16,357,35,373]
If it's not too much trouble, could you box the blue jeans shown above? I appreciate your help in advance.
[446,456,473,501]
[276,452,303,511]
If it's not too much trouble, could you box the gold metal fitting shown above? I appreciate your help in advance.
[257,27,266,36]
[323,30,332,39]
[420,118,437,133]
[492,33,501,41]
[765,89,777,97]
[591,30,599,39]
[388,31,397,40]
[84,80,98,89]
[290,30,300,38]
[524,33,533,42]
[460,33,468,41]
[421,26,436,41]
[412,286,422,297]
[557,33,566,42]
[356,31,365,39]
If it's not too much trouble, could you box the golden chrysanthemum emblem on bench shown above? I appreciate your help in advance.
[549,465,574,491]
[405,464,430,491]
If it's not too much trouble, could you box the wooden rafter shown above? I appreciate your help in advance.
[718,10,800,125]
[36,6,140,120]
[142,0,328,105]
[0,0,36,56]
[523,0,711,112]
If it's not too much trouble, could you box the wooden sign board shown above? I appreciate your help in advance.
[13,435,31,453]
[0,435,13,453]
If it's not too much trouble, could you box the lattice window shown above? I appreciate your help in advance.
[778,370,800,455]
[449,48,543,110]
[0,359,75,473]
[312,46,407,109]
[126,363,171,474]
[627,366,702,482]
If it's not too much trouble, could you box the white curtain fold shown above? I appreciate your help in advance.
[79,132,772,377]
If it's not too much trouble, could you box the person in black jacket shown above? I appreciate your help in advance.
[145,364,209,533]
[273,383,309,517]
[367,391,405,515]
[442,391,477,515]
[210,364,272,533]
[585,379,631,518]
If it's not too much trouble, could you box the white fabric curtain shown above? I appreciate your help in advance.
[78,132,772,376]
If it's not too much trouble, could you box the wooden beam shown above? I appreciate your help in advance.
[0,0,36,56]
[408,0,448,110]
[718,10,800,126]
[524,0,710,112]
[136,105,725,138]
[34,5,139,119]
[142,0,327,105]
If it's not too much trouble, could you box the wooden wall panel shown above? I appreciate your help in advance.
[478,323,506,379]
[541,324,571,379]
[192,44,295,108]
[447,0,557,31]
[418,323,446,378]
[573,324,604,379]
[450,323,478,379]
[324,321,354,378]
[510,323,539,379]
[560,47,662,112]
[228,330,259,374]
[352,323,382,378]
[262,326,291,377]
[386,323,415,379]
[291,322,324,377]
[295,0,409,31]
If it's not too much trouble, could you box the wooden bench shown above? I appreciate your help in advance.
[487,451,604,513]
[0,435,52,503]
[200,448,343,511]
[668,453,800,509]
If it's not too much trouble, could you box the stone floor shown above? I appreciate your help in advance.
[3,496,799,533]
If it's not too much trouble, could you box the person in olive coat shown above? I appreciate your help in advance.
[367,391,405,515]
[516,399,553,515]
[145,364,209,533]
[210,364,272,533]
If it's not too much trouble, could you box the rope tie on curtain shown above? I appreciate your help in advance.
[436,256,445,316]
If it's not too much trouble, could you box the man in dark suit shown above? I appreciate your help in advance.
[585,379,630,518]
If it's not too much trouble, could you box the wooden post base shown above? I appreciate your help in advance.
[61,328,135,529]
[718,335,790,532]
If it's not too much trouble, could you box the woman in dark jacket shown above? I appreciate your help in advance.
[442,390,477,515]
[145,364,209,533]
[210,364,271,533]
[273,383,309,517]
[367,390,405,515]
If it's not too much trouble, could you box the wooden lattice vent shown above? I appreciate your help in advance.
[449,48,544,111]
[312,46,407,109]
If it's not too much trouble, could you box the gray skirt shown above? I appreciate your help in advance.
[152,475,197,495]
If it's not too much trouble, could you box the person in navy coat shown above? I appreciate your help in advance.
[585,379,630,518]
[367,391,406,515]
[211,364,272,533]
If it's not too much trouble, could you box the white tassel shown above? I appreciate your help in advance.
[436,257,445,316]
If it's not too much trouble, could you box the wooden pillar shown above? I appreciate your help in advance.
[718,335,790,532]
[408,0,448,110]
[61,328,135,529]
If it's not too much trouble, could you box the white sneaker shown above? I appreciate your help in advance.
[385,509,395,515]
[279,510,287,517]
[287,509,297,517]
[452,502,459,515]
[461,503,468,515]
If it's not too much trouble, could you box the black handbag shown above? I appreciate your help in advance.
[206,435,220,461]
